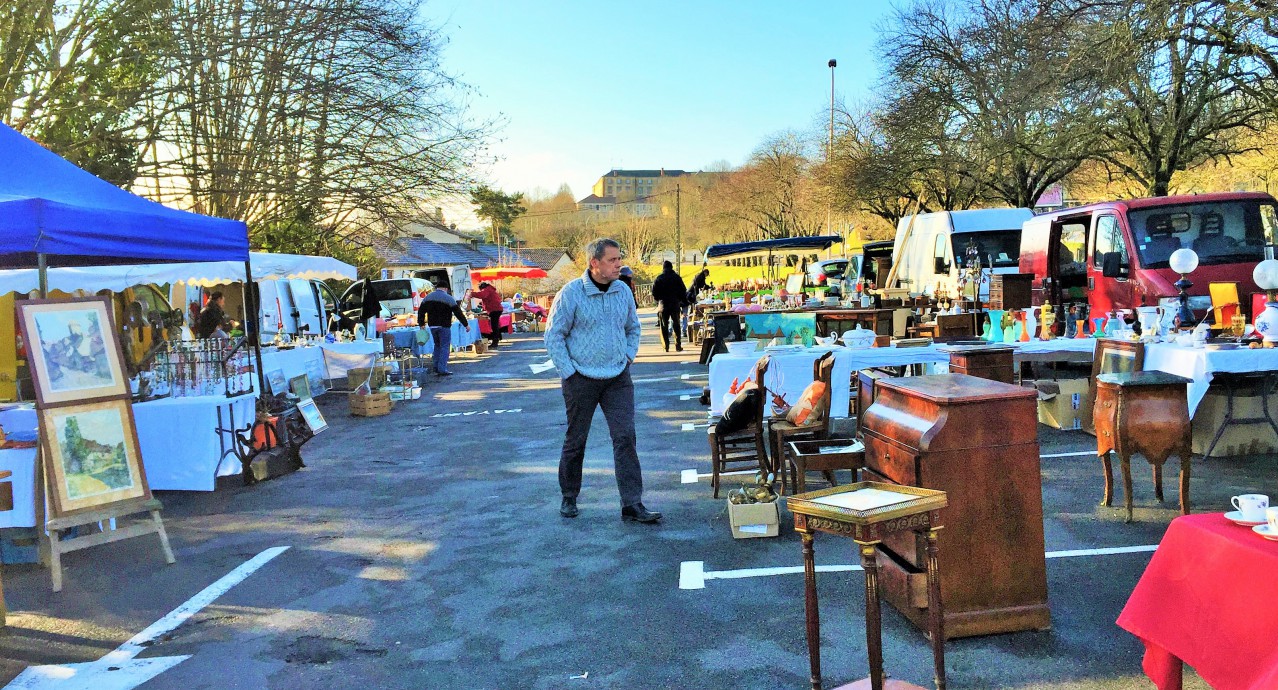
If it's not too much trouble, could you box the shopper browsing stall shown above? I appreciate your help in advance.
[650,260,687,352]
[545,238,660,524]
[416,287,469,377]
[196,291,232,339]
[475,281,504,348]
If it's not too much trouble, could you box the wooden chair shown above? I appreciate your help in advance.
[707,356,771,498]
[1082,338,1145,432]
[768,352,836,495]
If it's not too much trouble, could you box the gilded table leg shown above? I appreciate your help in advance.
[1099,451,1113,507]
[860,543,884,690]
[1152,462,1165,502]
[1179,451,1192,516]
[925,529,946,690]
[801,530,822,690]
[1120,452,1134,523]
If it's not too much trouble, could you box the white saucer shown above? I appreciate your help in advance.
[1225,510,1268,527]
[1252,524,1278,541]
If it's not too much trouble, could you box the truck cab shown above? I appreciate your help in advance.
[1019,192,1278,328]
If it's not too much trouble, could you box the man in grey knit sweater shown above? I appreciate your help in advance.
[545,238,662,523]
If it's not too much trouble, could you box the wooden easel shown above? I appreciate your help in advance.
[35,449,175,593]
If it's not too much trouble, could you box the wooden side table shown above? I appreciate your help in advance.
[1093,371,1193,523]
[788,482,949,690]
[786,438,866,494]
[937,344,1015,384]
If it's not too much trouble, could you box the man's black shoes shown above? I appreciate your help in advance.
[560,497,579,518]
[621,503,662,523]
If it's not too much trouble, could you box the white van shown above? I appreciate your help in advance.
[190,279,343,344]
[338,277,432,322]
[889,208,1033,299]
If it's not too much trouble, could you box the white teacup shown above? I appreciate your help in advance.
[1233,493,1270,522]
[1268,506,1278,533]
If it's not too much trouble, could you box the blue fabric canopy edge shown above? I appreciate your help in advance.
[706,235,843,259]
[0,122,249,267]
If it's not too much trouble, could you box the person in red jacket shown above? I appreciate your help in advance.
[475,282,504,348]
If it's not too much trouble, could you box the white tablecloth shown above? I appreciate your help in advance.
[0,394,259,527]
[260,341,383,390]
[708,339,1100,419]
[1143,343,1278,416]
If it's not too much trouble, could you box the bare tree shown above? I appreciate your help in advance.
[704,133,825,241]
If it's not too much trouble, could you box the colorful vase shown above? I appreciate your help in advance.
[1256,302,1278,343]
[1092,317,1107,338]
[987,310,1005,342]
[1012,311,1025,342]
[1040,304,1055,340]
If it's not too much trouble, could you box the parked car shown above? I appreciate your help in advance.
[806,258,855,297]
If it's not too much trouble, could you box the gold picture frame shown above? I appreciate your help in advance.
[19,297,129,407]
[40,398,150,517]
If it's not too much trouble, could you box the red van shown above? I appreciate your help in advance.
[1019,192,1278,327]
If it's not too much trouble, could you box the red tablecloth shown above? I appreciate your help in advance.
[478,313,513,335]
[1117,513,1278,690]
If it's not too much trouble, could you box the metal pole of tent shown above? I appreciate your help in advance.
[36,253,47,298]
[244,260,268,407]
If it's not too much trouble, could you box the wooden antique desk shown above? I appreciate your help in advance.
[860,374,1050,638]
[1093,370,1193,523]
[789,482,949,690]
[937,344,1015,384]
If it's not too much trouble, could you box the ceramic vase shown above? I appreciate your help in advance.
[1040,305,1055,340]
[1091,317,1106,338]
[1011,312,1025,342]
[1023,308,1037,341]
[1256,302,1278,343]
[1136,306,1161,341]
[981,319,992,341]
[1073,319,1087,339]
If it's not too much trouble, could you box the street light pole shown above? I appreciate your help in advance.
[827,58,836,241]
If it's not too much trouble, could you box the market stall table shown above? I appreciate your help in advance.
[385,321,481,356]
[259,341,383,391]
[1117,513,1278,690]
[1142,342,1278,416]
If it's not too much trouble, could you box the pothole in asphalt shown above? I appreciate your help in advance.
[281,635,387,664]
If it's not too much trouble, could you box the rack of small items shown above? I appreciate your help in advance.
[134,337,255,401]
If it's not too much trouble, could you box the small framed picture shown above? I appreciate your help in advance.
[289,375,312,401]
[296,399,327,434]
[40,398,150,517]
[19,297,129,407]
[266,368,287,395]
[304,357,327,396]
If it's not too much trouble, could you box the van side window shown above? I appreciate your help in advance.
[1058,222,1088,277]
[933,233,950,274]
[1092,215,1128,268]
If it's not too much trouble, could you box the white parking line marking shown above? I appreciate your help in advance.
[680,373,706,380]
[681,469,753,484]
[681,422,711,431]
[679,544,1159,590]
[1041,451,1097,458]
[6,546,290,689]
[680,395,693,401]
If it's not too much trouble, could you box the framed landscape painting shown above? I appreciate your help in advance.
[19,297,129,406]
[40,398,150,517]
[296,399,327,434]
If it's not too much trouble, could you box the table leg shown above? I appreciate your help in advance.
[1121,452,1134,523]
[801,530,822,690]
[1179,451,1192,516]
[1152,462,1165,502]
[860,543,884,690]
[796,458,807,495]
[1099,451,1113,507]
[926,530,946,690]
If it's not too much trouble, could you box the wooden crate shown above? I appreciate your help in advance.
[349,392,393,417]
[347,366,388,390]
[989,273,1034,311]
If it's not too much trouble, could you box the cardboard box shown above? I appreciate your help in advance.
[474,340,488,354]
[349,392,393,417]
[728,501,780,539]
[1191,390,1278,457]
[347,366,388,390]
[1033,378,1091,431]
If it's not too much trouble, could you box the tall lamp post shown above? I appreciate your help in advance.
[827,58,836,240]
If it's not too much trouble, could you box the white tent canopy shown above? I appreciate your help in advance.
[0,252,356,295]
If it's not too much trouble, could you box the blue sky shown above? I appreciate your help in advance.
[430,0,896,226]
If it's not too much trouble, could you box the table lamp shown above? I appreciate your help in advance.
[1168,248,1199,329]
[1252,258,1278,343]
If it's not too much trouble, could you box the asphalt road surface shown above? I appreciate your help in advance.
[3,309,1266,688]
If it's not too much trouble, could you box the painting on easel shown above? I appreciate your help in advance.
[18,297,129,406]
[39,398,150,517]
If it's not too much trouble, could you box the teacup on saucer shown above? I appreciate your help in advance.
[1225,510,1267,527]
[1252,524,1278,541]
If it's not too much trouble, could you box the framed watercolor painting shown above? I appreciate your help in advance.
[39,398,150,517]
[296,399,327,434]
[18,297,129,407]
[289,374,312,401]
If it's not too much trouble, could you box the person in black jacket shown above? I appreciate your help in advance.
[416,287,469,376]
[650,260,688,352]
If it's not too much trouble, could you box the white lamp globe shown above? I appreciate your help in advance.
[1169,248,1199,275]
[1255,259,1278,291]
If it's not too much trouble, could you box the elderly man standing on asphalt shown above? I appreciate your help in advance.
[544,238,661,524]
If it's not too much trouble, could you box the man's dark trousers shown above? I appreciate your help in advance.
[558,367,643,508]
[657,305,681,350]
[488,310,503,345]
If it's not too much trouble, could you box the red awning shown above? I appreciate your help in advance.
[472,266,548,281]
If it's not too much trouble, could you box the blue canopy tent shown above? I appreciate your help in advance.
[0,122,262,389]
[0,122,248,273]
[705,235,842,281]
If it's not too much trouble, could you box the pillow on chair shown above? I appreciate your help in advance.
[717,382,760,434]
[786,381,828,426]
